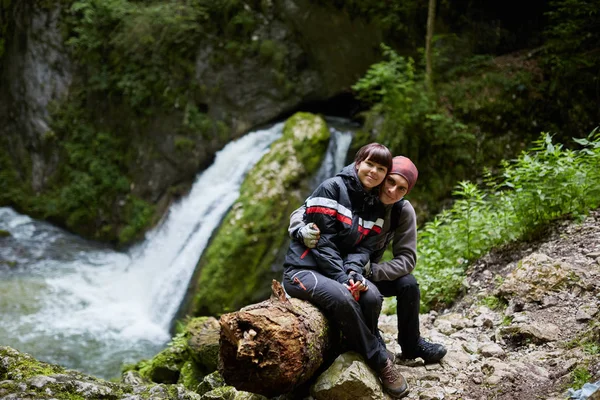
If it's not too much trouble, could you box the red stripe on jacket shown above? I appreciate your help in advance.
[307,206,352,226]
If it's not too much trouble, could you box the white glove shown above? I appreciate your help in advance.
[296,222,320,248]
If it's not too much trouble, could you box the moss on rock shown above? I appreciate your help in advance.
[185,317,220,373]
[133,333,188,384]
[125,316,220,391]
[193,112,330,316]
[0,346,130,399]
[0,346,63,381]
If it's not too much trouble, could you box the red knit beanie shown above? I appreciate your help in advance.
[390,156,418,194]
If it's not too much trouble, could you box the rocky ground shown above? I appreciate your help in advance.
[375,209,600,400]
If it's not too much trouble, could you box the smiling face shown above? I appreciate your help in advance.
[379,174,409,205]
[356,157,388,190]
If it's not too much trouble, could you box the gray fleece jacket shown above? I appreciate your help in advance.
[288,199,417,281]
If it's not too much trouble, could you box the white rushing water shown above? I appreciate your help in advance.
[0,120,354,379]
[312,126,355,186]
[0,123,283,378]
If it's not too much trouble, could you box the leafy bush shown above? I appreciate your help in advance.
[570,365,592,390]
[352,44,477,209]
[541,0,600,137]
[64,0,208,110]
[415,129,600,310]
[38,98,155,244]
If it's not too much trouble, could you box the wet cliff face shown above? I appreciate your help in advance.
[0,0,382,243]
[0,2,72,192]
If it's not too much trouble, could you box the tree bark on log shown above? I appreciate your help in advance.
[219,280,331,397]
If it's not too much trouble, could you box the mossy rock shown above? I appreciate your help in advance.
[0,346,130,399]
[134,333,189,384]
[126,316,219,390]
[186,317,220,373]
[0,346,63,381]
[193,112,330,316]
[197,371,226,396]
[0,229,10,237]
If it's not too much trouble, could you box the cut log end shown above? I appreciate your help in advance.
[218,282,331,397]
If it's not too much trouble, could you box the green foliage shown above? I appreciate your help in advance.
[0,140,30,209]
[416,129,600,310]
[542,0,600,136]
[62,0,273,113]
[571,365,592,390]
[314,0,427,48]
[481,295,506,311]
[37,98,153,244]
[440,59,539,134]
[352,44,478,209]
[583,341,600,356]
[118,196,154,243]
[381,296,397,316]
[64,0,207,110]
[174,137,196,152]
[544,0,600,75]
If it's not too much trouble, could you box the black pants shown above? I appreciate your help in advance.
[283,268,388,371]
[373,274,421,353]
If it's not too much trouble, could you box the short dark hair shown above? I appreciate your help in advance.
[354,143,393,172]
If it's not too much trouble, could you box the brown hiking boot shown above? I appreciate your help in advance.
[379,358,409,398]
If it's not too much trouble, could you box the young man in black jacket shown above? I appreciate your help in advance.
[289,156,447,365]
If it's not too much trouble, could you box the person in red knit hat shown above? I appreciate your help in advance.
[289,155,447,366]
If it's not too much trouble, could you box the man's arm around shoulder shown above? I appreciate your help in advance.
[370,201,417,281]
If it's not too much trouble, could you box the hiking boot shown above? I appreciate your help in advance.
[401,338,447,364]
[379,358,409,398]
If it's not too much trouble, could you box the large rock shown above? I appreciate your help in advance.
[0,346,135,399]
[126,316,220,390]
[496,252,574,303]
[311,352,387,400]
[191,112,330,316]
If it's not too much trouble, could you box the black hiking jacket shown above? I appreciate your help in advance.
[283,164,385,283]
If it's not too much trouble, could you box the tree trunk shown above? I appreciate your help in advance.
[218,280,332,397]
[425,0,436,92]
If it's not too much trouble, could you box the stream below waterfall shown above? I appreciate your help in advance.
[0,119,355,379]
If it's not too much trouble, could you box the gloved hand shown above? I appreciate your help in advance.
[346,271,368,301]
[295,222,320,248]
[348,271,368,289]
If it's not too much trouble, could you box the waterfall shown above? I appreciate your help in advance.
[0,119,355,379]
[0,123,282,378]
[311,126,354,186]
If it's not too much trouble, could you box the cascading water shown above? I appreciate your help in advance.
[311,125,355,186]
[0,119,355,379]
[0,123,283,378]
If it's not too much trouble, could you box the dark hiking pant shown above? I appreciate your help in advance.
[373,273,421,353]
[283,268,388,371]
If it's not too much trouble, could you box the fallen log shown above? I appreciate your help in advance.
[218,280,332,397]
